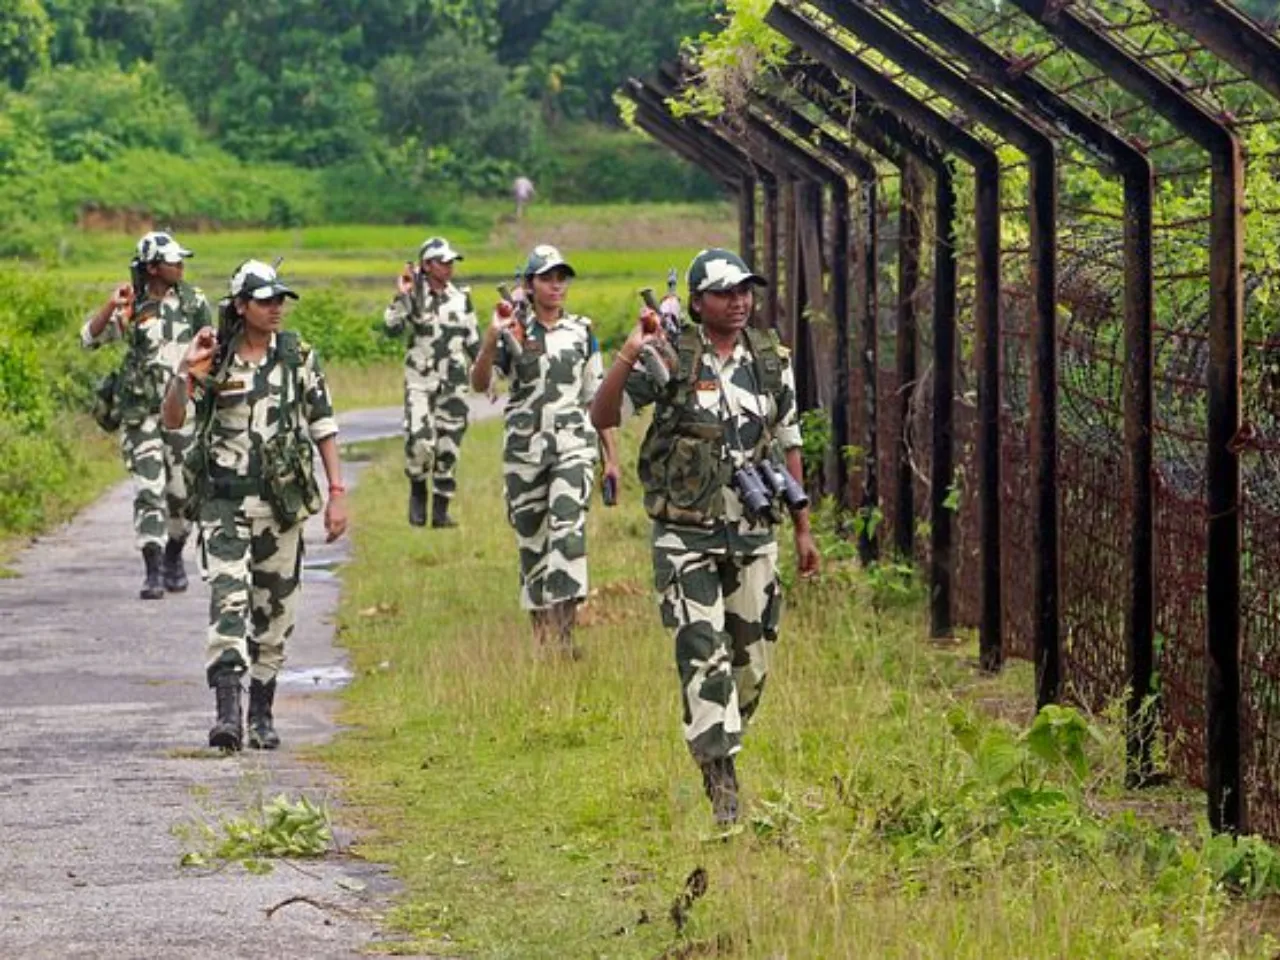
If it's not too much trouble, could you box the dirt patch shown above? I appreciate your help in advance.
[77,205,229,234]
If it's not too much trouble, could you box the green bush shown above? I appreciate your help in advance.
[534,125,721,204]
[290,288,400,365]
[0,264,117,534]
[24,63,201,162]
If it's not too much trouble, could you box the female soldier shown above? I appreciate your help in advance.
[590,248,820,825]
[162,260,348,751]
[82,231,211,599]
[470,244,619,654]
[383,236,480,528]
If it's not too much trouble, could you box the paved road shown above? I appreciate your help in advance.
[0,405,459,959]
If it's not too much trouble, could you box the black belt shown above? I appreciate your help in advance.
[210,478,264,499]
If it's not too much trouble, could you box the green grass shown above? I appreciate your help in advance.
[323,423,1280,959]
[0,412,123,564]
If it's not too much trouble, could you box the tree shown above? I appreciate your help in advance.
[524,0,719,124]
[373,33,536,163]
[0,0,53,89]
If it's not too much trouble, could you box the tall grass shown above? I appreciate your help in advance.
[324,423,1279,959]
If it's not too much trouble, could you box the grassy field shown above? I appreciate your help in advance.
[39,200,735,352]
[323,423,1279,959]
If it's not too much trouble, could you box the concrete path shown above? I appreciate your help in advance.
[0,404,483,959]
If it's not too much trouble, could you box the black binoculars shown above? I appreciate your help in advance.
[731,459,810,524]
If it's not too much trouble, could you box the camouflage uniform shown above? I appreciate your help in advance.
[82,280,210,551]
[624,253,801,769]
[383,280,479,496]
[191,270,338,688]
[195,338,336,685]
[495,279,603,611]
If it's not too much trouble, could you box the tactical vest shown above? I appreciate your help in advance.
[637,325,784,527]
[184,330,321,528]
[116,282,204,424]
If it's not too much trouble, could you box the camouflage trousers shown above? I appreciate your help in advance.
[404,368,471,497]
[121,414,191,550]
[654,537,782,764]
[504,447,595,611]
[197,499,303,686]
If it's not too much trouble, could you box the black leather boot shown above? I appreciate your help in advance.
[208,671,244,751]
[140,544,165,600]
[162,536,188,592]
[409,479,428,527]
[247,678,281,750]
[431,493,457,528]
[701,756,740,825]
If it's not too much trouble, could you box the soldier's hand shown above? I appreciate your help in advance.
[619,311,662,362]
[398,262,415,296]
[488,307,523,344]
[795,529,821,579]
[324,492,349,543]
[112,283,134,310]
[180,326,218,379]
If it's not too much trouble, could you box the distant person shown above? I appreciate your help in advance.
[82,231,211,600]
[383,237,480,528]
[470,244,620,656]
[162,259,347,751]
[513,176,535,220]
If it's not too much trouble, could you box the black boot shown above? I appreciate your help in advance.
[247,678,281,750]
[409,479,428,527]
[208,671,244,751]
[162,536,188,592]
[140,544,165,600]
[700,756,739,825]
[431,493,457,528]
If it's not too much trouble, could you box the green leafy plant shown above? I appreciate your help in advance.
[179,793,333,874]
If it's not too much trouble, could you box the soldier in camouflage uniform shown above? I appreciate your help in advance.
[470,244,620,654]
[82,231,211,600]
[162,260,348,752]
[591,248,820,825]
[383,237,480,528]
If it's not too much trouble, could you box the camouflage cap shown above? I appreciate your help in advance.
[418,236,463,264]
[135,231,193,265]
[227,259,299,301]
[687,248,767,293]
[522,243,576,278]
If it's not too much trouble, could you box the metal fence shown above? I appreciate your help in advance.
[624,0,1280,838]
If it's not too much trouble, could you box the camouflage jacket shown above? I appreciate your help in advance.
[624,325,802,554]
[383,282,480,383]
[81,282,212,422]
[496,311,602,465]
[192,332,338,518]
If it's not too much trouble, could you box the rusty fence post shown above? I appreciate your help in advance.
[767,2,1006,670]
[1010,0,1244,832]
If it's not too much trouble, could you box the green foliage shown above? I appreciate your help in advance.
[798,407,831,484]
[291,289,400,366]
[373,34,536,166]
[0,0,53,89]
[524,0,717,124]
[24,62,200,162]
[0,264,118,534]
[534,125,719,203]
[44,0,168,68]
[179,793,333,873]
